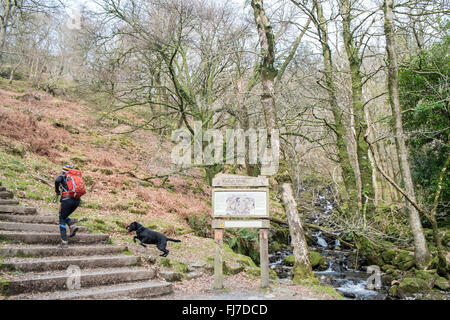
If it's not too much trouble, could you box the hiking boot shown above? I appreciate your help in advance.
[69,224,79,238]
[58,240,69,248]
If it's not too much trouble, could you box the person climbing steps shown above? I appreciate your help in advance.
[55,164,86,248]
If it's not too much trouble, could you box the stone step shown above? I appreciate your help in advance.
[0,191,14,199]
[0,231,108,244]
[0,215,77,224]
[0,206,37,215]
[0,222,88,233]
[2,267,156,295]
[0,200,20,206]
[1,255,140,272]
[0,244,127,257]
[10,280,173,300]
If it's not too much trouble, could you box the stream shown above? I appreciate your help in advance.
[269,195,389,300]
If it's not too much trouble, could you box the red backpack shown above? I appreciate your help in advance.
[61,169,86,199]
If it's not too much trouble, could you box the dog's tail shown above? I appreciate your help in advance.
[167,238,181,243]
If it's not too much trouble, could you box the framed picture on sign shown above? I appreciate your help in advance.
[212,189,269,218]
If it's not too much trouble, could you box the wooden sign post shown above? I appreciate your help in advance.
[211,174,270,289]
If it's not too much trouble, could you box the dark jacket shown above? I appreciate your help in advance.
[55,175,68,195]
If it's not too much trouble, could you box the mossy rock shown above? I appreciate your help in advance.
[414,269,437,281]
[434,277,450,291]
[356,236,385,266]
[427,290,448,300]
[381,249,397,265]
[224,261,244,275]
[283,251,328,271]
[387,269,401,278]
[282,255,294,266]
[389,285,398,297]
[414,269,437,288]
[310,251,328,270]
[246,266,261,279]
[291,262,315,284]
[269,268,278,281]
[414,289,448,300]
[398,260,416,271]
[393,251,415,271]
[368,255,385,267]
[237,255,258,268]
[427,255,448,277]
[397,277,431,297]
[381,264,395,272]
[159,270,183,282]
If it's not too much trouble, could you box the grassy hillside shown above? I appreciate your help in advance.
[0,79,210,230]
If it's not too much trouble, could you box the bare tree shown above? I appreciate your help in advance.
[251,0,313,281]
[381,0,430,268]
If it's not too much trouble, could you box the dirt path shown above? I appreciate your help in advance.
[153,273,338,300]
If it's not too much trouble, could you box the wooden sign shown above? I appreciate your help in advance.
[212,189,269,218]
[212,174,269,187]
[212,219,270,229]
[211,173,270,290]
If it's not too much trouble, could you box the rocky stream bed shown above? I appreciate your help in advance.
[269,193,449,300]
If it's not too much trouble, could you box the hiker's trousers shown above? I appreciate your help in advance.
[59,197,80,241]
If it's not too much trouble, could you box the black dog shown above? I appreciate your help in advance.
[126,221,181,257]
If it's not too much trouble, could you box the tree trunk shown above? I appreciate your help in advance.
[251,0,312,279]
[314,0,359,212]
[338,0,375,212]
[236,77,260,176]
[281,183,314,280]
[8,65,14,83]
[0,0,16,62]
[430,156,449,275]
[383,0,430,268]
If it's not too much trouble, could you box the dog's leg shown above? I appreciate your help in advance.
[159,250,169,257]
[157,241,169,257]
[133,236,137,243]
[139,241,147,248]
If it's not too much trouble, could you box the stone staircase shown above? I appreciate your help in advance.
[0,182,173,300]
